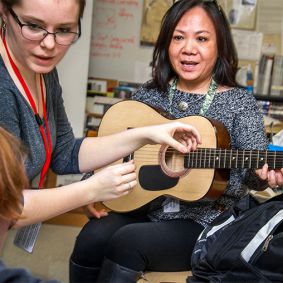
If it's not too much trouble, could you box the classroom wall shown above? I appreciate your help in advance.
[60,0,283,136]
[57,0,93,137]
[89,0,153,83]
[88,0,283,84]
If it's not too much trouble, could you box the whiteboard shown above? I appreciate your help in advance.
[89,0,154,83]
[57,0,93,137]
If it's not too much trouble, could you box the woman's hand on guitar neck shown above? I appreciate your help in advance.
[256,164,283,189]
[147,122,201,153]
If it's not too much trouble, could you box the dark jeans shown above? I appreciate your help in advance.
[70,207,203,277]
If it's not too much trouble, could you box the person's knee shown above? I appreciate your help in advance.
[71,219,107,266]
[105,224,146,270]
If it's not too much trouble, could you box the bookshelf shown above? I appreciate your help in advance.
[255,94,283,103]
[85,79,141,134]
[254,54,283,98]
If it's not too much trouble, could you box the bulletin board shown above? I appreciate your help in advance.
[88,0,154,83]
[140,0,172,46]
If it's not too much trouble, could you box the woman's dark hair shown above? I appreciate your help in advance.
[0,127,28,221]
[1,0,86,18]
[150,0,238,92]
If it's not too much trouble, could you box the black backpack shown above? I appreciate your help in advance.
[188,195,283,282]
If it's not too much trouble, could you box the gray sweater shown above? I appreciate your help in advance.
[0,56,83,182]
[133,82,269,226]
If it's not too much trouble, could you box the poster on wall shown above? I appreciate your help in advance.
[231,29,263,60]
[140,0,257,46]
[140,0,172,46]
[219,0,257,29]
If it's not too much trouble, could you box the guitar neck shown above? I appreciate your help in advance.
[184,148,283,169]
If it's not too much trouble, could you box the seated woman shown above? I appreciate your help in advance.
[70,1,283,282]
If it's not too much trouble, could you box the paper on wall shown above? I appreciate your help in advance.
[232,29,263,60]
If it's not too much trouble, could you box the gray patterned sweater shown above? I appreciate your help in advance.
[0,56,83,182]
[132,81,269,227]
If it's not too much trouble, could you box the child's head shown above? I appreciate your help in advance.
[0,127,28,222]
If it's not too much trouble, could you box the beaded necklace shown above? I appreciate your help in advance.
[168,77,218,115]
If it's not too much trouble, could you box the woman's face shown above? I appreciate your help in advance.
[3,0,80,74]
[169,6,218,91]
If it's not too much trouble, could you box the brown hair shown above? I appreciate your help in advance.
[0,127,28,221]
[1,0,86,18]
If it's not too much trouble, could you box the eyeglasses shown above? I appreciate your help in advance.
[9,8,81,46]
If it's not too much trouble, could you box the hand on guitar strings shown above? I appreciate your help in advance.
[148,122,201,153]
[83,160,137,218]
[256,164,283,189]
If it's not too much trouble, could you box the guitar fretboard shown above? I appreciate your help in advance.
[184,148,283,169]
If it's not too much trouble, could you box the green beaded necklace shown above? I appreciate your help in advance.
[168,77,218,115]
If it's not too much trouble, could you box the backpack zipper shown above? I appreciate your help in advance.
[262,235,273,252]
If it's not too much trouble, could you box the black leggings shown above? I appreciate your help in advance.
[70,208,203,272]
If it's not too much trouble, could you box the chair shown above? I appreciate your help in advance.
[138,271,191,283]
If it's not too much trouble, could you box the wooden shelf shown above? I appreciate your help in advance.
[265,123,283,135]
[254,94,283,102]
[86,112,103,118]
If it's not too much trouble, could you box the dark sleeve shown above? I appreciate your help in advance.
[232,93,269,191]
[0,86,21,138]
[48,70,84,175]
[0,260,60,283]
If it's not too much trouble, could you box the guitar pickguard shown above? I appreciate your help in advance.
[139,165,179,191]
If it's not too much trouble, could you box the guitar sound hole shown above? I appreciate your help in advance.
[159,145,189,178]
[139,165,179,191]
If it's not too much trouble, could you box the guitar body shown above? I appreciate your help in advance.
[98,100,231,212]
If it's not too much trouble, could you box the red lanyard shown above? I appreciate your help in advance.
[2,36,52,189]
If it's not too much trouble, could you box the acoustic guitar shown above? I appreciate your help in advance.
[97,100,281,212]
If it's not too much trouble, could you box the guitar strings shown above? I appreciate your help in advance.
[130,148,283,167]
[124,156,283,169]
[130,154,283,161]
[135,147,283,157]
